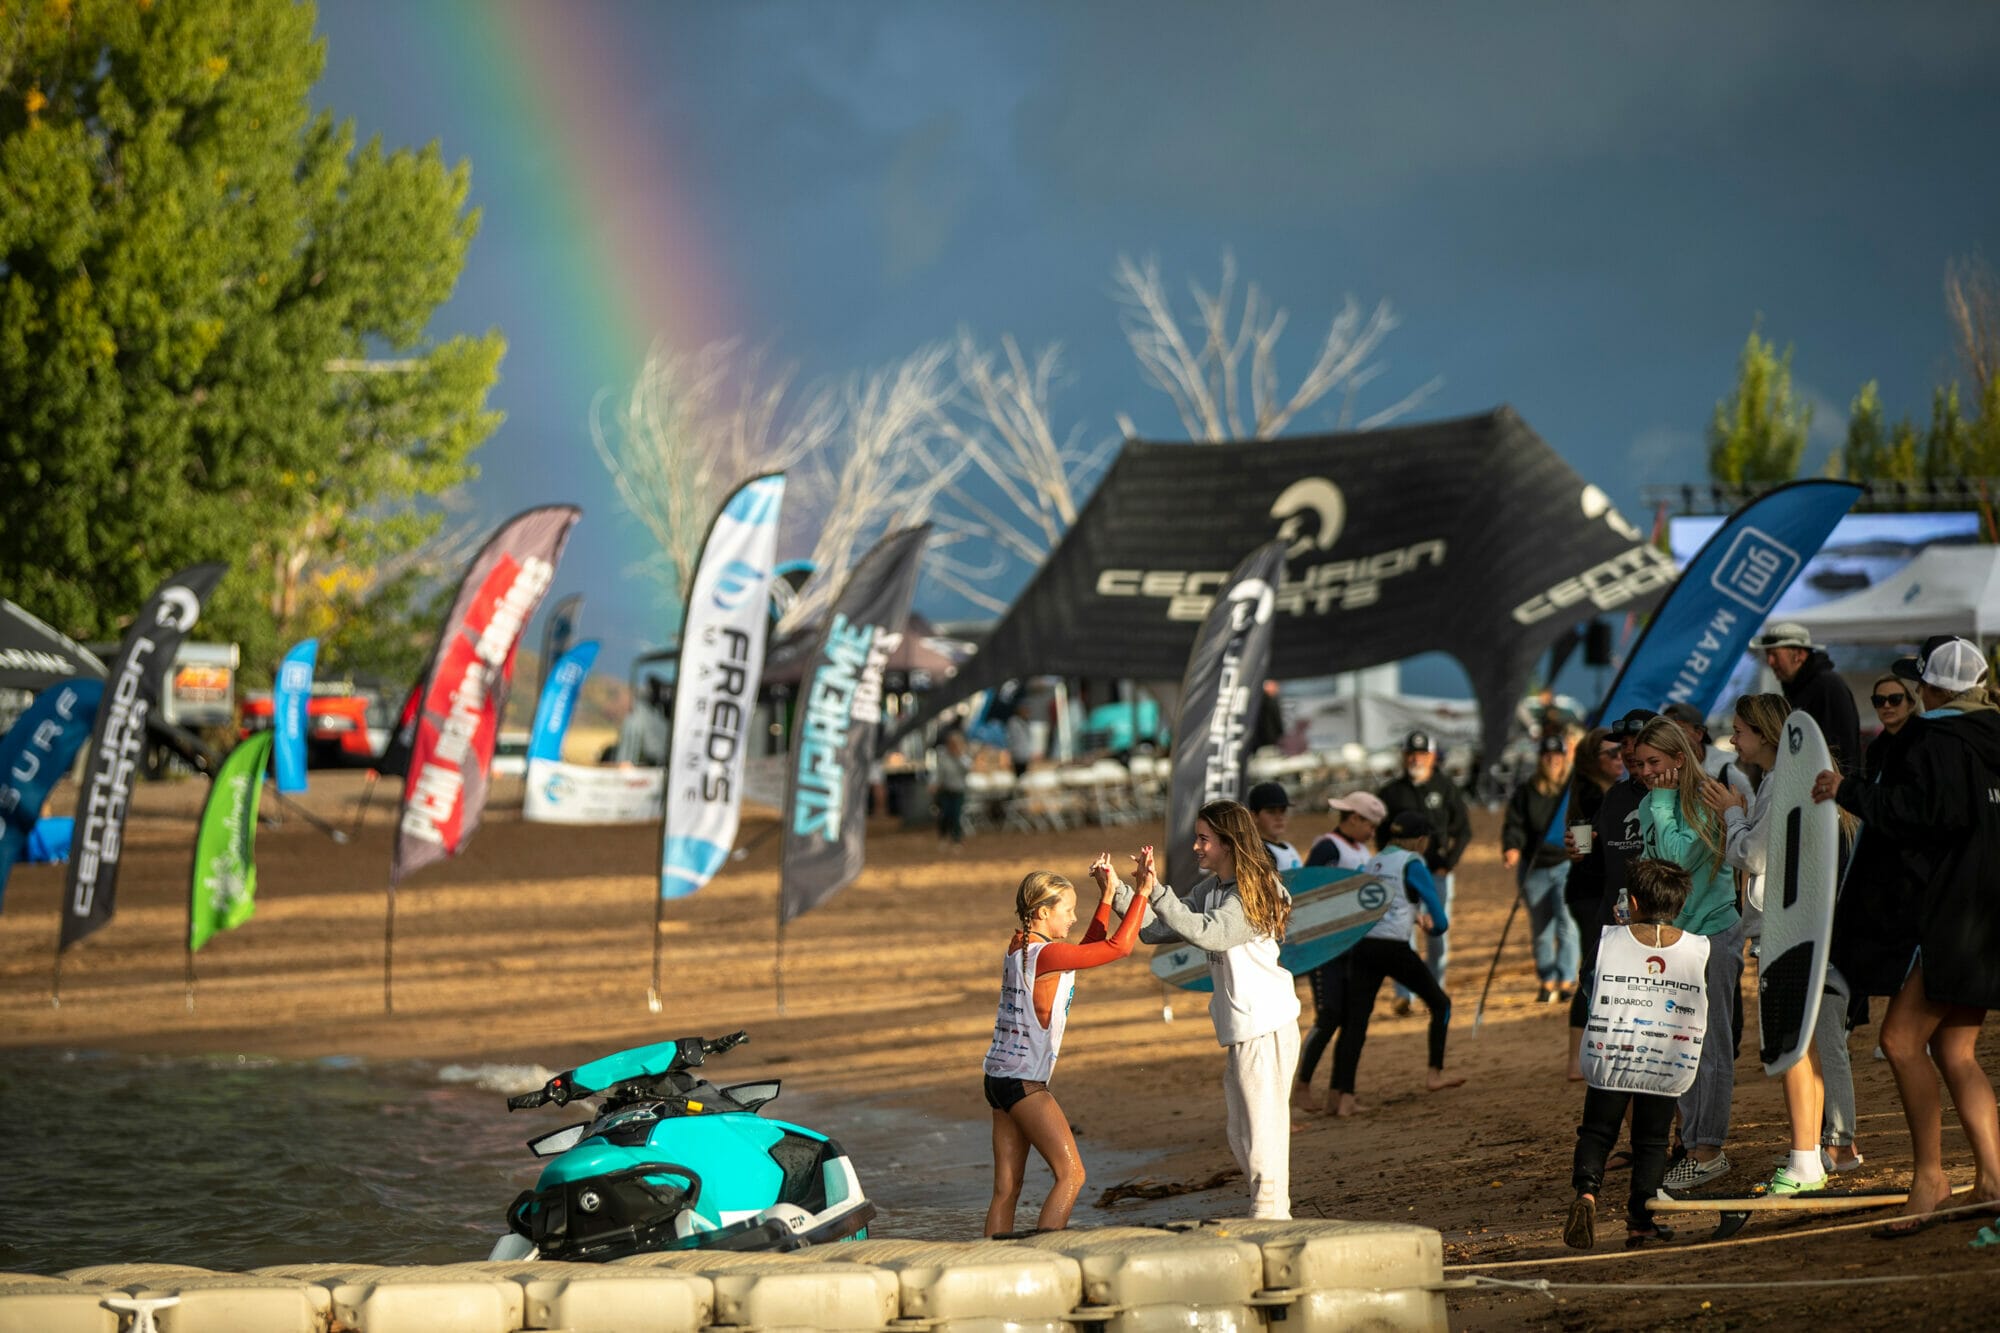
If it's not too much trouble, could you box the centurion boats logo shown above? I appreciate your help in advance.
[1096,476,1444,622]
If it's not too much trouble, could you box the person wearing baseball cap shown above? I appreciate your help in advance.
[1811,633,2000,1234]
[1292,789,1387,1115]
[1751,620,1861,778]
[1326,805,1463,1116]
[1502,732,1581,1005]
[1246,781,1301,871]
[1377,729,1472,1014]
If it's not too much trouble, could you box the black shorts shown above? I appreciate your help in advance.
[983,1074,1049,1112]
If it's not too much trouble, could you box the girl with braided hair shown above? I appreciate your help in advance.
[981,856,1146,1236]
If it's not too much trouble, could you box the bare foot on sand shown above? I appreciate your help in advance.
[1426,1069,1466,1092]
[1291,1080,1323,1113]
[1334,1093,1367,1117]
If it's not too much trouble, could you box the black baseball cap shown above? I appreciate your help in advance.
[1537,733,1568,755]
[1403,729,1437,753]
[1661,701,1709,738]
[1246,781,1291,812]
[1611,708,1658,738]
[1385,808,1431,840]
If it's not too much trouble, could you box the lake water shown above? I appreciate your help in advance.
[0,1049,1173,1275]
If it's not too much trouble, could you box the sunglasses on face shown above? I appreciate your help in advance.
[1611,719,1653,737]
[1871,693,1909,708]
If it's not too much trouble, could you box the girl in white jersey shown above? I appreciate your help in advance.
[1117,800,1301,1219]
[982,856,1146,1237]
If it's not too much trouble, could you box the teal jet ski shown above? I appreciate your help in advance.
[489,1031,875,1260]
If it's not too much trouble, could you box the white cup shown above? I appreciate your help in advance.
[1570,823,1595,854]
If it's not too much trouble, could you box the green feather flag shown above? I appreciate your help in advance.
[189,733,274,953]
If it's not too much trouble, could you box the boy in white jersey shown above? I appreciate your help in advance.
[1565,858,1709,1249]
[1328,808,1463,1115]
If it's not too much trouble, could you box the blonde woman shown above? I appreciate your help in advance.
[1628,715,1743,1189]
[1118,800,1300,1218]
[982,858,1146,1236]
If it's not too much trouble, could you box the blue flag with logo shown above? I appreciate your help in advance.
[273,638,318,794]
[0,678,104,910]
[1546,479,1862,844]
[527,640,599,763]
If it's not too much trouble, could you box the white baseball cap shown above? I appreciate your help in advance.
[1328,791,1388,823]
[1749,621,1815,651]
[1893,635,1990,694]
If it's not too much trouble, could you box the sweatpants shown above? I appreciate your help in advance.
[1224,1023,1300,1219]
[1395,872,1453,1001]
[1334,936,1451,1094]
[1294,953,1351,1089]
[1573,1085,1677,1230]
[1817,964,1859,1148]
[1677,916,1746,1150]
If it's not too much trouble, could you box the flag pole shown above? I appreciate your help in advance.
[647,891,666,1014]
[272,790,351,844]
[347,769,380,838]
[50,938,63,1009]
[185,869,197,1014]
[383,878,398,1015]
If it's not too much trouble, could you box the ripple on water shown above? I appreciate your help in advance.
[0,1051,1178,1274]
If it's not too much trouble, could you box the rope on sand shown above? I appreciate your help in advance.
[1448,1196,1999,1271]
[1439,1271,1963,1301]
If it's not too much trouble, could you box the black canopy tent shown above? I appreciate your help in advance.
[898,407,1675,765]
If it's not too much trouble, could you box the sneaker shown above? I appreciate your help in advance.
[1760,1166,1827,1197]
[1562,1195,1596,1250]
[1662,1152,1732,1191]
[1823,1148,1864,1174]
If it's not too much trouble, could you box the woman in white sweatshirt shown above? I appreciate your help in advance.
[1118,799,1300,1218]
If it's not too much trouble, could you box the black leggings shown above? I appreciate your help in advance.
[936,790,965,842]
[1332,936,1450,1093]
[1573,1085,1676,1230]
[1294,953,1352,1087]
[1566,881,1601,1031]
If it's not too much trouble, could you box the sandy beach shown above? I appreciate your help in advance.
[4,769,1996,1329]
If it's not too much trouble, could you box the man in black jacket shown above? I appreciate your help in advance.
[1378,730,1472,1010]
[1751,621,1862,778]
[1813,635,2000,1230]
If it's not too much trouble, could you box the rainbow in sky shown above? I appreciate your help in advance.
[420,0,735,405]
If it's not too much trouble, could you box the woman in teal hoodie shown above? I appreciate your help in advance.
[1629,716,1742,1190]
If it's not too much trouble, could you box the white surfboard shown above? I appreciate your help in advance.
[1150,866,1395,992]
[1756,709,1840,1077]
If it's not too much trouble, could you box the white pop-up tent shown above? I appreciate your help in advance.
[1786,545,2000,649]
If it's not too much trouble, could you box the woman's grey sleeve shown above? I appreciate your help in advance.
[1142,882,1257,951]
[1723,787,1770,876]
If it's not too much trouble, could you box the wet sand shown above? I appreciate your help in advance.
[4,769,1995,1329]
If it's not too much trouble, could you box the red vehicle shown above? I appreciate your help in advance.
[238,680,386,767]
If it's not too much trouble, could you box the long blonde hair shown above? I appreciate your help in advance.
[1198,799,1289,941]
[1533,739,1574,796]
[1731,693,1790,790]
[1632,717,1724,868]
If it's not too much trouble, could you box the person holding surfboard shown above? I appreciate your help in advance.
[1629,716,1743,1191]
[1813,635,2000,1235]
[1115,802,1301,1219]
[1294,791,1386,1114]
[1565,857,1708,1249]
[981,857,1148,1237]
[1328,807,1464,1116]
[1703,692,1861,1196]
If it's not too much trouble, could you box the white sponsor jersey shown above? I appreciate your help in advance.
[983,940,1075,1082]
[1581,925,1710,1097]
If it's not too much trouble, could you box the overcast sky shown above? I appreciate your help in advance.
[311,1,2000,693]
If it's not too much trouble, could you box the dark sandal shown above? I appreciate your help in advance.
[1604,1150,1635,1172]
[1624,1224,1674,1248]
[1871,1214,1944,1240]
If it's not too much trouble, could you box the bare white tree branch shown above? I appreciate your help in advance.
[590,340,837,610]
[1112,250,1439,441]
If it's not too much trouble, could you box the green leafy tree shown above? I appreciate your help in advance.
[1708,328,1811,486]
[0,0,501,677]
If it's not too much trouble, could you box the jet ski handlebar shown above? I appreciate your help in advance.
[507,1031,752,1110]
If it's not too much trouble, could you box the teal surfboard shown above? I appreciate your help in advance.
[1149,865,1396,993]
